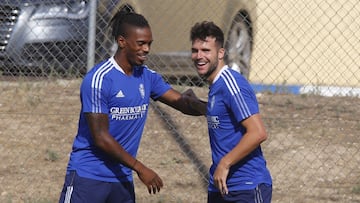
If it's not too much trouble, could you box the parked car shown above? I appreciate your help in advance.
[0,0,256,80]
[0,0,89,76]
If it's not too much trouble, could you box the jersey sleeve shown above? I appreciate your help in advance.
[80,73,110,114]
[223,74,259,123]
[149,70,171,100]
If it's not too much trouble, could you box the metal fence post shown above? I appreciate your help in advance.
[87,0,97,72]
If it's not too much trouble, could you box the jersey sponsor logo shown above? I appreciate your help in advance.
[116,90,125,98]
[207,115,220,129]
[110,104,148,120]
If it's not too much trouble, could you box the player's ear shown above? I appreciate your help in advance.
[117,35,126,49]
[218,48,225,60]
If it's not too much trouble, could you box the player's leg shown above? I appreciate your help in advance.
[208,191,229,203]
[107,181,135,203]
[256,183,272,203]
[227,183,272,203]
[208,183,272,203]
[58,170,110,203]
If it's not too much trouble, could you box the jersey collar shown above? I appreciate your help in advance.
[212,65,229,84]
[110,56,125,74]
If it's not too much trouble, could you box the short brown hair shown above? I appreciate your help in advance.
[190,21,224,48]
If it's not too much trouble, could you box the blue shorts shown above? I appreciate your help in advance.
[59,171,135,203]
[208,183,272,203]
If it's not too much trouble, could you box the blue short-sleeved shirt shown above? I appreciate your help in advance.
[207,66,272,192]
[67,57,171,182]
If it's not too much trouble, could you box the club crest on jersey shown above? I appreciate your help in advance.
[139,83,145,99]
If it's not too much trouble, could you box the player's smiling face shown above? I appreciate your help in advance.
[123,26,153,66]
[191,37,223,80]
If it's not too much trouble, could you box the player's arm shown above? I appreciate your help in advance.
[213,113,268,195]
[158,88,207,115]
[85,113,163,194]
[221,113,267,166]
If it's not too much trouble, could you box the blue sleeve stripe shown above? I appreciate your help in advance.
[90,60,113,113]
[221,69,251,118]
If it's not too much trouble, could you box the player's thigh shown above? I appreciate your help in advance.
[107,181,135,203]
[208,184,272,203]
[59,171,110,203]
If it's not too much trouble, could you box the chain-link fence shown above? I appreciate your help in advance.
[0,0,359,202]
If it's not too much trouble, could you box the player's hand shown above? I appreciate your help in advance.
[135,163,163,194]
[213,161,230,196]
[182,89,207,115]
[182,89,197,97]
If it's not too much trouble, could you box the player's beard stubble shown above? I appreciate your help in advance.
[200,59,218,80]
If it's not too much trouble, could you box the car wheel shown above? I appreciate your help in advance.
[225,12,253,79]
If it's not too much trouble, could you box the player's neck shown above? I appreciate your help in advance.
[114,54,133,75]
[207,62,225,84]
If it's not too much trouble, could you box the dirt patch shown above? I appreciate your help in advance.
[0,79,359,203]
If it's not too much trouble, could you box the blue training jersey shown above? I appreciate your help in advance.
[207,66,272,192]
[67,57,171,182]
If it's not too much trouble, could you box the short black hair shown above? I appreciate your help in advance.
[110,9,150,40]
[190,21,224,48]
